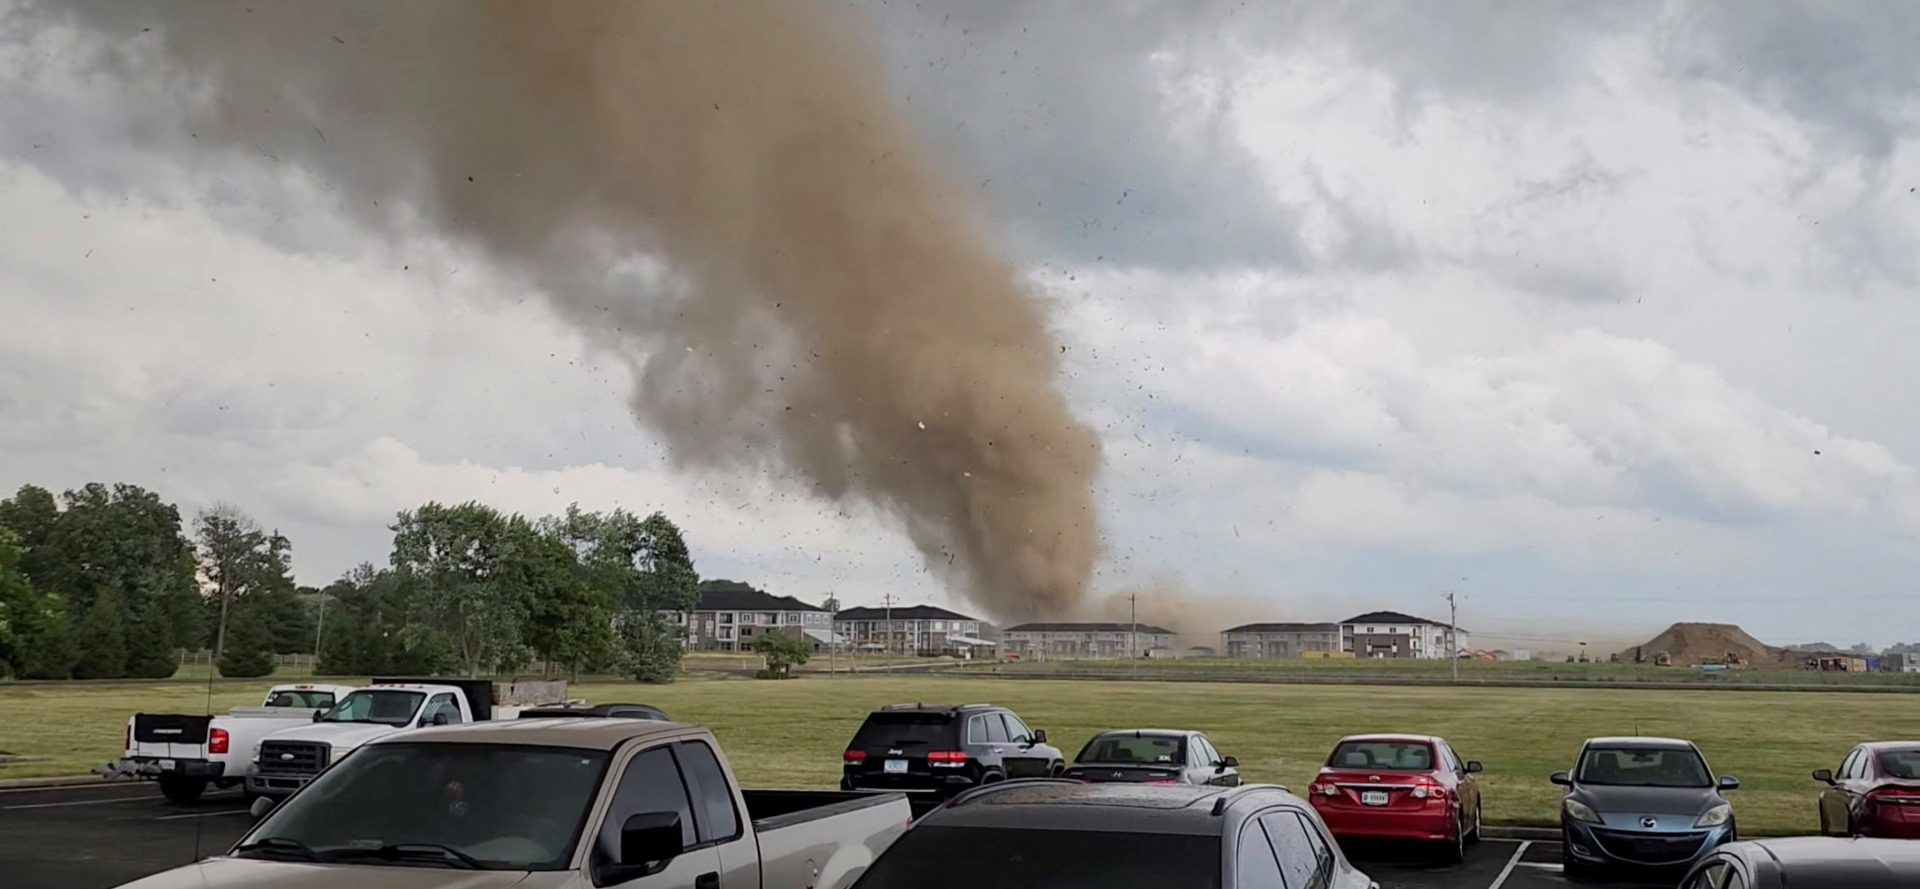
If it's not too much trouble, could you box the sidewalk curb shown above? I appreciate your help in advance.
[1482,826,1560,840]
[0,774,127,790]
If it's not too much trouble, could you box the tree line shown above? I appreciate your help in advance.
[0,483,699,682]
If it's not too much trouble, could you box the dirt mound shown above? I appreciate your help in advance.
[1616,622,1791,666]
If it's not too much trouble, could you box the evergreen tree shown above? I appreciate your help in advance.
[71,586,130,679]
[217,600,275,678]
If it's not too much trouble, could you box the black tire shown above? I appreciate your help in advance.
[1436,814,1465,865]
[980,770,1005,784]
[1560,840,1589,881]
[158,776,208,804]
[1466,802,1483,843]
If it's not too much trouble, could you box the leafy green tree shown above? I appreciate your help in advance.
[518,517,612,677]
[71,585,130,679]
[195,505,292,659]
[545,506,698,682]
[752,632,812,679]
[391,502,527,675]
[216,598,276,678]
[0,485,60,585]
[0,528,33,677]
[12,592,74,679]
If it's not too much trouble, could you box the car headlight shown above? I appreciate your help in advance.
[1695,804,1732,828]
[1563,799,1602,823]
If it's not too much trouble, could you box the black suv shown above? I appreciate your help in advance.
[841,703,1064,801]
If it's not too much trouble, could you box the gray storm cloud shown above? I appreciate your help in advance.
[27,0,1102,621]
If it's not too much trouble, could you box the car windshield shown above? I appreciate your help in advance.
[851,713,955,749]
[240,742,608,870]
[322,690,426,727]
[1078,735,1186,765]
[265,690,337,709]
[851,827,1220,889]
[1879,750,1920,779]
[1578,747,1712,787]
[1328,741,1433,771]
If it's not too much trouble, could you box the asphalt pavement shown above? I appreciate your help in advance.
[2,783,1676,889]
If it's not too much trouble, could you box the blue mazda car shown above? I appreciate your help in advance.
[1552,736,1739,876]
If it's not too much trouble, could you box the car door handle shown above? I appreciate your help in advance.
[695,872,719,889]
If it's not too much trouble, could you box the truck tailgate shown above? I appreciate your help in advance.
[746,790,910,889]
[129,714,212,759]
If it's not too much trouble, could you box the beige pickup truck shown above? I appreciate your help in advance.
[116,718,911,889]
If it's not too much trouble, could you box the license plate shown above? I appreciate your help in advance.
[884,759,908,774]
[157,759,176,771]
[1361,790,1389,806]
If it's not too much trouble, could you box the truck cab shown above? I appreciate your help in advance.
[248,677,565,798]
[121,719,911,889]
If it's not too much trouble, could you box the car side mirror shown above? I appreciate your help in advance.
[248,796,276,819]
[1550,771,1572,786]
[311,711,322,722]
[1717,776,1740,791]
[1221,756,1239,769]
[1813,769,1835,785]
[1031,730,1047,745]
[1466,761,1484,774]
[430,712,449,726]
[619,812,684,867]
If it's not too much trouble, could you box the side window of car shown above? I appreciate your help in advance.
[674,741,741,844]
[423,693,462,725]
[984,714,1009,743]
[967,716,987,744]
[1260,811,1326,889]
[1000,713,1032,744]
[1293,811,1335,874]
[1197,737,1221,766]
[1444,744,1465,773]
[1234,819,1286,889]
[598,746,696,859]
[1841,750,1863,780]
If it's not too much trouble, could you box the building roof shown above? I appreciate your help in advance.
[835,604,978,622]
[692,581,824,613]
[1221,622,1340,634]
[1340,610,1449,627]
[1002,622,1176,635]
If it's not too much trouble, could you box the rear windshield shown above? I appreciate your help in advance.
[1577,747,1711,787]
[1879,750,1920,779]
[1328,740,1432,770]
[265,690,337,708]
[851,712,956,749]
[1078,734,1186,765]
[851,826,1220,889]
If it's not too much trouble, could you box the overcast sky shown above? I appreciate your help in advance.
[3,1,1917,648]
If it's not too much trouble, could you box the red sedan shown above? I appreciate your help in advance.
[1307,734,1483,862]
[1816,741,1920,838]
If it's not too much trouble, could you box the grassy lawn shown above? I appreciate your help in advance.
[3,674,1906,836]
[969,656,1920,687]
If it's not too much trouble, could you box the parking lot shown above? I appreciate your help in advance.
[1,782,1684,889]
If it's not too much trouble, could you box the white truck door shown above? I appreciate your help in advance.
[591,745,722,888]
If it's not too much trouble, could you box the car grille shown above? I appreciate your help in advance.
[1591,828,1708,864]
[256,740,329,776]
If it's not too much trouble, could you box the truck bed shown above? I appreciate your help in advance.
[745,789,911,889]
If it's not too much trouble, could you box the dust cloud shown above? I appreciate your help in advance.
[34,1,1102,620]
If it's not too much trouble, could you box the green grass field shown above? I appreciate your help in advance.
[2,674,1908,836]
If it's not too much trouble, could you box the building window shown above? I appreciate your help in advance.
[719,613,734,625]
[1368,627,1376,634]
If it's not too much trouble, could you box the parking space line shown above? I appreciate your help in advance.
[2,796,154,810]
[1486,840,1531,889]
[153,809,249,821]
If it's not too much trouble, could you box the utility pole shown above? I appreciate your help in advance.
[313,590,328,662]
[1129,592,1139,675]
[883,593,896,663]
[1446,591,1458,683]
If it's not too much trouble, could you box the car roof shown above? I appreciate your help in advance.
[1089,729,1200,738]
[1335,734,1442,744]
[1583,736,1694,749]
[377,718,701,750]
[926,781,1295,835]
[871,703,1000,714]
[1857,741,1920,752]
[1748,836,1920,870]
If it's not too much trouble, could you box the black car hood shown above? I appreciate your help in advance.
[1572,782,1722,817]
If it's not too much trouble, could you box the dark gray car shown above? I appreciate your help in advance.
[849,780,1375,889]
[1553,736,1738,876]
[1064,729,1241,786]
[1681,837,1920,888]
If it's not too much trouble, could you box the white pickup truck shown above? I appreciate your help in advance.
[107,683,355,803]
[247,676,568,799]
[118,718,911,889]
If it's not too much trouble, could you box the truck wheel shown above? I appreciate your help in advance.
[158,776,208,804]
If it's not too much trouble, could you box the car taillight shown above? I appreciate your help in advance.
[926,751,969,765]
[843,750,866,764]
[1868,788,1920,807]
[209,728,229,755]
[1310,782,1338,796]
